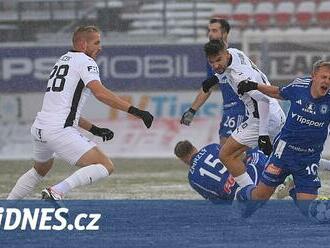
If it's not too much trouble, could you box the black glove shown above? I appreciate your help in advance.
[89,125,114,142]
[128,106,154,128]
[237,80,258,95]
[258,135,272,156]
[180,108,196,126]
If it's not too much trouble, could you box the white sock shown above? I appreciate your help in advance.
[234,172,254,188]
[52,164,109,195]
[319,158,330,171]
[7,167,43,200]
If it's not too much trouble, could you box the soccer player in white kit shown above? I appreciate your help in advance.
[7,25,154,200]
[203,40,285,189]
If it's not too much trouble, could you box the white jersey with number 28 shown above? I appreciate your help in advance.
[33,51,101,130]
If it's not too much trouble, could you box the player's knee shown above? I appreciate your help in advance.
[101,159,115,174]
[34,160,53,177]
[251,183,275,200]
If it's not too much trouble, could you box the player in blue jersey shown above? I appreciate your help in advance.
[180,19,246,146]
[174,140,291,203]
[236,60,330,219]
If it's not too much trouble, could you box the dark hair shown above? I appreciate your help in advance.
[209,18,231,34]
[174,140,194,159]
[204,39,227,57]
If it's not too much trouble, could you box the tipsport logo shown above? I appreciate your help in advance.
[291,113,325,127]
[0,207,101,231]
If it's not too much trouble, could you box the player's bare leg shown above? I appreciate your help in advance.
[45,147,113,199]
[219,136,253,187]
[251,182,276,200]
[219,136,227,146]
[296,193,317,200]
[7,159,54,199]
[34,159,54,176]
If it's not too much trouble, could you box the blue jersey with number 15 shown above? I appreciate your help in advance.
[188,144,266,203]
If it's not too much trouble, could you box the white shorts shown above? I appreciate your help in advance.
[31,125,97,165]
[231,109,286,148]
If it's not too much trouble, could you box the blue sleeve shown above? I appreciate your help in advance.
[206,62,213,77]
[279,82,294,100]
[246,149,268,177]
[279,77,311,100]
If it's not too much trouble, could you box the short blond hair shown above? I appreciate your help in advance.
[72,25,100,44]
[313,60,330,73]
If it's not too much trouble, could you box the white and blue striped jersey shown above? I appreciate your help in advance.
[207,62,244,110]
[215,48,283,121]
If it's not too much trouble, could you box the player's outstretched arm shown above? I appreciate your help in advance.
[180,88,211,126]
[79,117,114,142]
[191,88,212,111]
[238,80,283,99]
[180,75,219,125]
[87,80,154,128]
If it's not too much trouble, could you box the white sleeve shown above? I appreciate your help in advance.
[230,69,252,84]
[79,59,101,85]
[257,100,270,136]
[248,89,272,102]
[248,88,272,136]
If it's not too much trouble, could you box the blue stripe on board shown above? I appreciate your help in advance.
[0,200,329,248]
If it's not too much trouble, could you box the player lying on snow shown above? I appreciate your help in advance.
[233,60,330,223]
[174,140,295,203]
[174,140,330,222]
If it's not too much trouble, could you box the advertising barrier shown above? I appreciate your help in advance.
[0,90,329,160]
[0,44,207,92]
[0,91,221,159]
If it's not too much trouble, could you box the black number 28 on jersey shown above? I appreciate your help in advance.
[46,64,69,92]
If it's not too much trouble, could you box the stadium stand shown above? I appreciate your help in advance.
[0,0,328,42]
[211,3,233,20]
[231,2,254,30]
[316,1,330,28]
[274,2,295,29]
[254,2,275,30]
[296,1,316,29]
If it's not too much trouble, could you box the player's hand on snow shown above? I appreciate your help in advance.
[180,108,196,126]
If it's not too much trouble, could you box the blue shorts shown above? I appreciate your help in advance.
[246,159,266,185]
[219,105,246,138]
[260,143,321,195]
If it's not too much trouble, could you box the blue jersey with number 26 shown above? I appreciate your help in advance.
[188,144,266,203]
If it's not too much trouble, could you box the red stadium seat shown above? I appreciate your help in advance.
[296,1,316,29]
[232,2,254,29]
[254,2,274,29]
[274,2,295,29]
[211,3,233,20]
[230,0,241,6]
[316,1,330,28]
